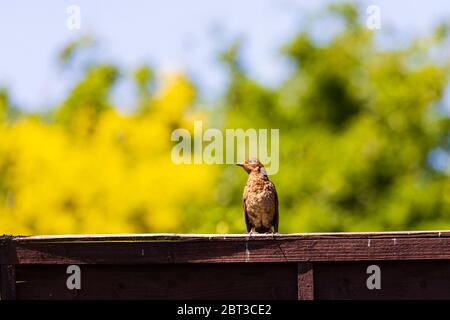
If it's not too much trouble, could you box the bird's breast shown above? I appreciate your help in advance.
[244,181,276,216]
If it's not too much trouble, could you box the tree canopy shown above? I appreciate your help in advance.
[1,4,449,234]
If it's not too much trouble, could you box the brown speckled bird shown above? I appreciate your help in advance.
[237,158,278,234]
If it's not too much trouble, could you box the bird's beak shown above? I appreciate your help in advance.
[236,163,244,167]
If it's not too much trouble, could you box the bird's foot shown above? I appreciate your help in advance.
[263,230,276,239]
[270,229,278,239]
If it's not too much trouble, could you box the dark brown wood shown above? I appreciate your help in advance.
[6,232,450,264]
[4,232,450,300]
[1,264,16,300]
[13,230,450,242]
[314,261,450,300]
[15,263,298,300]
[298,262,314,300]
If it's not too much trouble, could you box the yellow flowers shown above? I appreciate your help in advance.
[0,72,217,235]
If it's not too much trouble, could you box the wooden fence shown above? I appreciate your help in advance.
[2,231,450,299]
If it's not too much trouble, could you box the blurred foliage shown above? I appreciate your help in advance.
[0,70,215,234]
[55,64,118,133]
[1,3,450,235]
[59,35,95,66]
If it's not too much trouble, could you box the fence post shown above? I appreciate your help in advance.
[298,262,314,300]
[0,235,16,300]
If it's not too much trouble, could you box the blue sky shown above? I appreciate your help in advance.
[0,0,449,112]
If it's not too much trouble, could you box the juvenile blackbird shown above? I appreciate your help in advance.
[237,159,278,234]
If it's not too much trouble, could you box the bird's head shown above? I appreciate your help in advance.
[236,158,267,176]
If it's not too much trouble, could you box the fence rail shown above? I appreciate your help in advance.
[1,231,450,299]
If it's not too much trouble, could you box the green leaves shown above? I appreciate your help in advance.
[218,3,450,233]
[55,64,118,133]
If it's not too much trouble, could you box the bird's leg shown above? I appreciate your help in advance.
[271,228,278,239]
[248,228,255,238]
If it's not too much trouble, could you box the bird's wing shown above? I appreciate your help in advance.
[273,184,279,233]
[243,189,251,233]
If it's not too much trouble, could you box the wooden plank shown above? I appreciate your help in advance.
[0,235,14,265]
[1,264,16,300]
[298,263,314,300]
[314,261,450,300]
[15,263,298,300]
[13,230,450,242]
[7,236,450,264]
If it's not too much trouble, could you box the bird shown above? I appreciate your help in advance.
[237,158,278,234]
